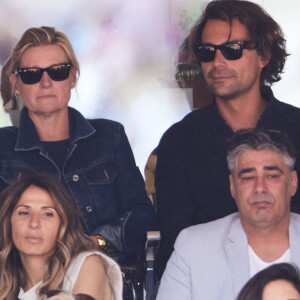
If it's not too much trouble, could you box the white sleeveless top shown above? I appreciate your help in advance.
[18,251,123,300]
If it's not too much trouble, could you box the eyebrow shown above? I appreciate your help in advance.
[14,205,57,210]
[237,165,283,177]
[238,167,255,177]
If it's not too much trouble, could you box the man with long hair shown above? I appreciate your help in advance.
[155,0,300,278]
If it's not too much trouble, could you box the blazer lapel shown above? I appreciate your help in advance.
[224,215,250,297]
[289,213,300,265]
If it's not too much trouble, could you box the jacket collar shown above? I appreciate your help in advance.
[289,213,300,265]
[15,107,95,151]
[224,214,249,297]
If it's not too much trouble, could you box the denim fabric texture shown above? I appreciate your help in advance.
[0,107,156,264]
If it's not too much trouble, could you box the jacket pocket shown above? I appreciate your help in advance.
[66,160,119,222]
[0,161,38,184]
[84,160,117,185]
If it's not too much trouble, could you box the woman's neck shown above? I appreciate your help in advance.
[29,109,70,141]
[20,255,46,291]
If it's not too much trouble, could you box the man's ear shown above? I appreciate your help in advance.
[258,50,271,69]
[290,170,298,197]
[229,174,236,199]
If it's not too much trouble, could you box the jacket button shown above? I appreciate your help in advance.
[73,175,79,181]
[86,206,92,212]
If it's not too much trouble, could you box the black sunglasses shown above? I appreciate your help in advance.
[14,63,72,85]
[194,41,254,63]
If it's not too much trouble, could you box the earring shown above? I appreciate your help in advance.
[15,89,20,96]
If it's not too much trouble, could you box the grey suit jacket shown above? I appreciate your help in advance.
[157,212,300,300]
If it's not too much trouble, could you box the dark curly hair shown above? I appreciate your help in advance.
[189,0,288,94]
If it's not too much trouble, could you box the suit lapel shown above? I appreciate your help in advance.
[224,215,250,297]
[289,213,300,265]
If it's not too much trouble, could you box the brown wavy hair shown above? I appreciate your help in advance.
[0,175,93,300]
[1,26,80,107]
[189,0,288,94]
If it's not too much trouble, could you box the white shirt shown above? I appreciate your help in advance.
[18,251,123,300]
[248,245,291,277]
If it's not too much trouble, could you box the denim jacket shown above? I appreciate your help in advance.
[0,107,156,262]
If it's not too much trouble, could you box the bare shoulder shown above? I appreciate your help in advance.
[82,254,105,271]
[73,254,112,300]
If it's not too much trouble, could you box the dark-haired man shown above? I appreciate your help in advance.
[155,0,300,277]
[157,129,300,299]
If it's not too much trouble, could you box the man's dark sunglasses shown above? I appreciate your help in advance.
[194,41,254,63]
[14,63,72,85]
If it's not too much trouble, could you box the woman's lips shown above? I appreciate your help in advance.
[36,94,56,99]
[25,235,43,243]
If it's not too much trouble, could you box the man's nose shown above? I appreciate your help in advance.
[254,176,267,193]
[212,49,226,67]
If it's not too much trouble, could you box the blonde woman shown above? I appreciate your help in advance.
[0,26,156,266]
[0,175,123,300]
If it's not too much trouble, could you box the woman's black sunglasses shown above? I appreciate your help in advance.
[14,63,72,85]
[194,41,254,63]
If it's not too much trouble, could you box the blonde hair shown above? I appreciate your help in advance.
[0,175,94,300]
[1,26,80,107]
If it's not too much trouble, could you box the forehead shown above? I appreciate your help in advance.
[16,185,55,207]
[201,18,250,44]
[236,149,286,171]
[20,44,68,68]
[262,279,300,299]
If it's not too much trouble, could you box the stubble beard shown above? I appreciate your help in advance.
[205,67,256,101]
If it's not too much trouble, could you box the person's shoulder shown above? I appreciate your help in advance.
[171,105,213,130]
[87,118,123,129]
[86,118,125,140]
[0,125,18,135]
[179,213,238,237]
[81,253,105,269]
[68,107,124,132]
[289,213,300,241]
[0,126,18,148]
[290,212,300,223]
[69,251,106,281]
[75,250,121,273]
[175,213,239,250]
[159,104,214,142]
[77,251,122,300]
[272,99,300,115]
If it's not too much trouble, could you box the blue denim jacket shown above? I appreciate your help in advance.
[0,107,156,262]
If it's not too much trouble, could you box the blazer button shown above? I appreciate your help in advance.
[72,175,79,181]
[86,206,92,213]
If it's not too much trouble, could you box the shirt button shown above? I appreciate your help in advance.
[86,206,92,213]
[73,175,79,181]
